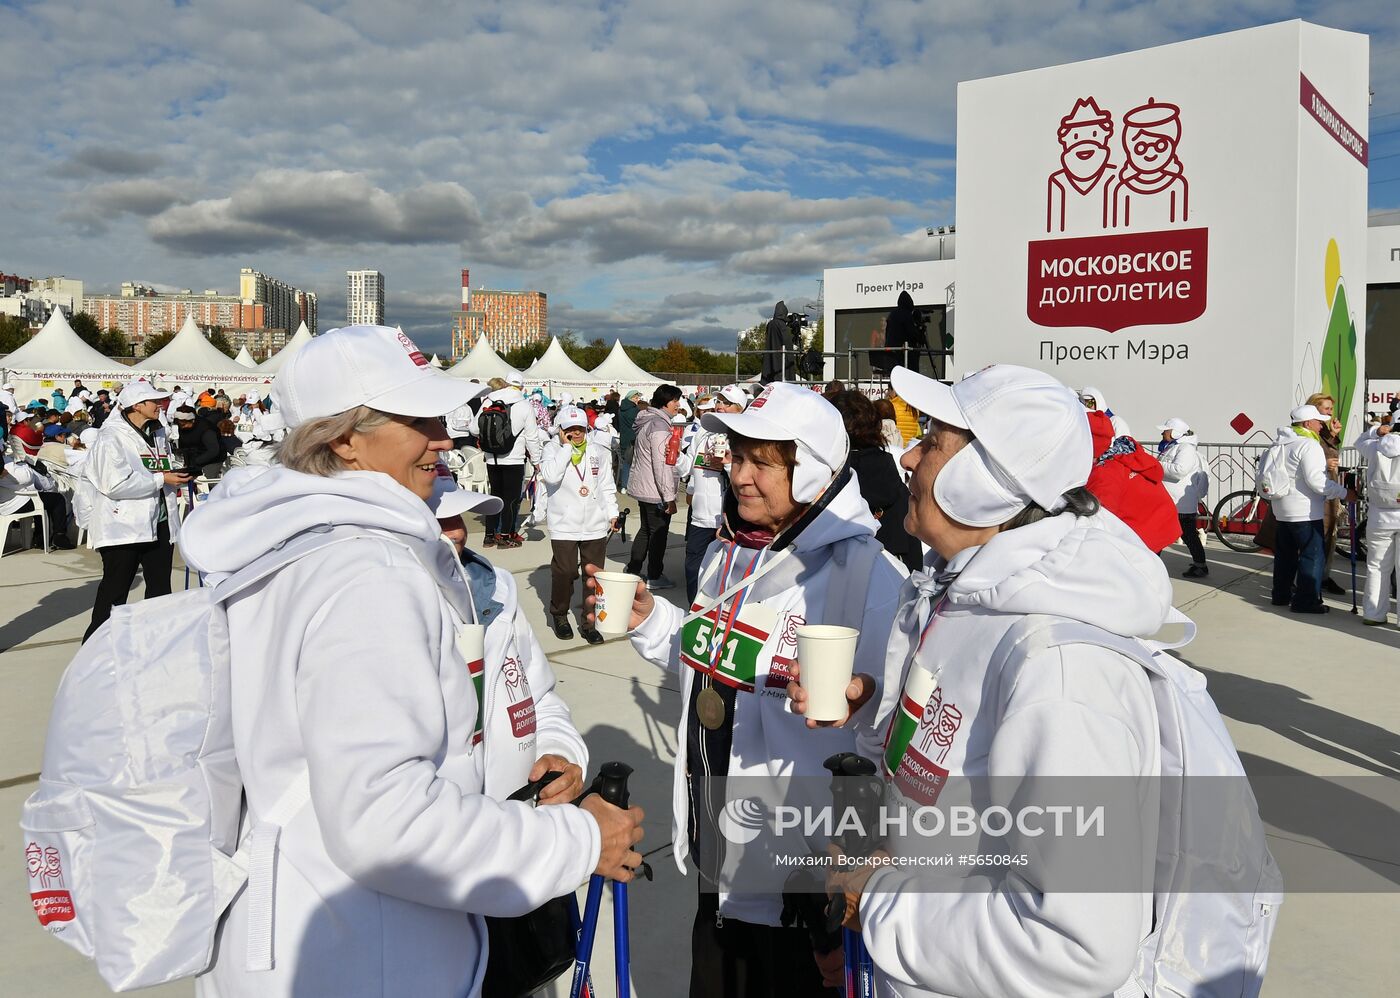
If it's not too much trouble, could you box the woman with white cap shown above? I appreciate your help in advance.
[473,373,543,549]
[177,325,643,998]
[228,411,287,469]
[815,364,1179,998]
[585,381,907,996]
[1079,385,1132,439]
[1158,416,1210,577]
[83,381,192,639]
[540,404,618,643]
[681,385,748,602]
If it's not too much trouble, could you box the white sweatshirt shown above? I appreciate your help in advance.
[179,467,600,998]
[861,511,1171,998]
[539,438,619,541]
[86,411,182,548]
[1356,426,1400,530]
[1158,436,1208,514]
[470,389,544,467]
[0,458,57,515]
[684,428,730,530]
[629,474,908,925]
[1266,427,1346,522]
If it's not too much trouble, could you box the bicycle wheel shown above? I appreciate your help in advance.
[1213,490,1270,553]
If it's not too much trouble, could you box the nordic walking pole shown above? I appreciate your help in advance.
[1348,499,1357,614]
[569,762,651,998]
[823,753,883,998]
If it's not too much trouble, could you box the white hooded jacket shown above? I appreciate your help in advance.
[860,510,1172,998]
[1265,426,1346,522]
[630,473,908,925]
[470,388,544,466]
[1158,436,1208,514]
[86,410,182,549]
[539,437,618,540]
[179,466,600,998]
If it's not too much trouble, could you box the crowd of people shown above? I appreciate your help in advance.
[5,319,1397,998]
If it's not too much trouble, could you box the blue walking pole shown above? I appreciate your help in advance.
[823,753,884,998]
[568,762,651,998]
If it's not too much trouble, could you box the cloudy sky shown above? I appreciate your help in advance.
[4,0,1399,356]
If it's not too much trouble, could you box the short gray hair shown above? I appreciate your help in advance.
[277,406,393,477]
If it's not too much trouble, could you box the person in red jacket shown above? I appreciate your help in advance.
[1084,410,1181,553]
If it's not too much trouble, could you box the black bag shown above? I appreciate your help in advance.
[478,400,519,456]
[481,772,578,998]
[482,897,577,997]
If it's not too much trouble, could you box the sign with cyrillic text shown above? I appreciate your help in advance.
[953,21,1368,443]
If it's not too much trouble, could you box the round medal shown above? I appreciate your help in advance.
[696,686,726,730]
[579,485,590,497]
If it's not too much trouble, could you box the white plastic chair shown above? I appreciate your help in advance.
[0,508,49,557]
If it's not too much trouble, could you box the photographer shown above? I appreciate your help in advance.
[883,291,927,374]
[762,300,796,384]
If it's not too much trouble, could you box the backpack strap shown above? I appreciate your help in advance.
[236,769,311,972]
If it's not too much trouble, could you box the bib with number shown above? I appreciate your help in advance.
[140,455,172,472]
[679,600,778,693]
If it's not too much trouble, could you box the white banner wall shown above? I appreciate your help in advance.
[952,20,1368,442]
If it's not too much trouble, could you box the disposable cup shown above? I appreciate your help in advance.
[795,624,860,722]
[593,571,643,637]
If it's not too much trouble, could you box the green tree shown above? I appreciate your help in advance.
[99,327,131,357]
[143,331,175,357]
[736,324,765,377]
[69,311,102,347]
[655,338,693,373]
[503,340,548,370]
[208,326,237,358]
[0,314,31,353]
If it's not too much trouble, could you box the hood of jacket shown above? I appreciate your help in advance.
[896,290,914,310]
[944,509,1173,639]
[180,465,447,578]
[633,406,672,436]
[772,300,787,320]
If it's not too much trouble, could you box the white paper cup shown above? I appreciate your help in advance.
[593,571,643,637]
[795,624,860,722]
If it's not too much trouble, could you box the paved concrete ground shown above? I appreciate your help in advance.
[1,502,1395,996]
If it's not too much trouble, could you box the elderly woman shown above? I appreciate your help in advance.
[179,325,642,998]
[586,381,907,996]
[814,365,1184,998]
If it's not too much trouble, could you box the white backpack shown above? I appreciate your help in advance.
[996,611,1283,998]
[19,529,358,991]
[1254,442,1295,501]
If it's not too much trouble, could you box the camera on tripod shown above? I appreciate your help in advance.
[783,310,811,335]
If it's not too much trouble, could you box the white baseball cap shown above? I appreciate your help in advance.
[557,406,589,431]
[253,411,287,441]
[507,374,524,388]
[696,396,717,412]
[428,476,503,519]
[701,382,849,503]
[1290,404,1326,424]
[273,325,479,429]
[1157,417,1191,435]
[117,381,171,409]
[718,385,749,409]
[891,364,1092,528]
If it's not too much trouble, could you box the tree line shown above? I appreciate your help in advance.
[496,323,820,379]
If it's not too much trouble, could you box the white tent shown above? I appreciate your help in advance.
[137,315,263,385]
[523,338,595,383]
[589,339,664,386]
[258,321,314,374]
[429,354,444,369]
[0,310,133,403]
[234,345,258,368]
[446,335,521,382]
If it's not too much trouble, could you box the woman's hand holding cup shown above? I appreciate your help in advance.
[583,563,653,635]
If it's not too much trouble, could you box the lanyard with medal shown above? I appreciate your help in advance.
[693,543,767,730]
[572,455,591,498]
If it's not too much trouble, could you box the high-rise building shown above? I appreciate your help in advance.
[450,269,547,358]
[82,268,314,354]
[239,269,317,336]
[347,270,385,326]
